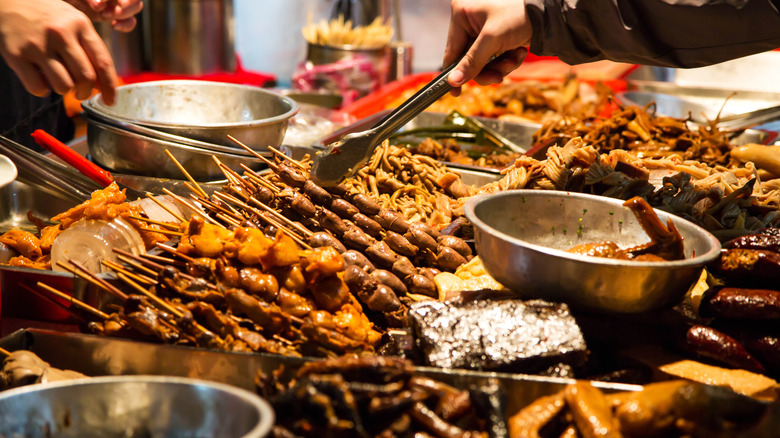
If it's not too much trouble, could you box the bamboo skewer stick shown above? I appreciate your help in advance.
[214,191,311,248]
[159,188,223,228]
[268,146,307,171]
[164,149,208,198]
[102,260,156,285]
[146,194,186,223]
[138,226,185,237]
[64,260,130,301]
[20,283,88,323]
[216,213,242,228]
[141,252,182,266]
[227,135,280,171]
[35,282,110,320]
[246,195,314,238]
[128,215,180,230]
[0,346,11,357]
[197,195,245,223]
[154,243,197,264]
[241,169,280,194]
[113,248,165,271]
[115,253,159,278]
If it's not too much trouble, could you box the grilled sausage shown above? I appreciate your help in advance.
[324,183,349,198]
[391,256,416,279]
[407,273,437,298]
[342,224,374,250]
[307,231,347,254]
[342,250,376,272]
[351,193,381,215]
[384,231,419,258]
[367,284,402,312]
[405,227,438,252]
[418,267,441,281]
[353,213,384,239]
[437,235,472,258]
[371,269,408,297]
[375,210,410,234]
[289,191,317,218]
[366,241,400,268]
[699,287,780,320]
[316,209,349,236]
[685,324,765,373]
[435,247,468,272]
[343,264,377,294]
[253,186,275,204]
[302,180,333,206]
[725,231,780,253]
[330,198,360,219]
[408,222,441,240]
[277,163,307,188]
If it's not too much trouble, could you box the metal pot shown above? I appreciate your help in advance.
[144,0,235,74]
[0,375,274,437]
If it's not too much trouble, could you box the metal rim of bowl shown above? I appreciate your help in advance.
[81,104,272,158]
[465,190,722,268]
[86,116,269,162]
[85,79,300,129]
[0,374,275,437]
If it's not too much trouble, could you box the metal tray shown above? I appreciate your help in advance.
[0,328,641,416]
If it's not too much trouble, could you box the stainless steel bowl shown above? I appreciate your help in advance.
[0,375,274,437]
[465,190,721,313]
[85,80,298,148]
[87,116,266,180]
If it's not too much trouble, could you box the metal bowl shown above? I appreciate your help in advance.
[84,80,298,148]
[0,375,274,437]
[86,116,266,180]
[465,190,721,313]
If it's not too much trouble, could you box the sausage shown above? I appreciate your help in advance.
[407,273,437,298]
[307,231,347,254]
[353,213,384,239]
[316,209,349,236]
[712,249,780,288]
[323,183,349,197]
[391,256,416,279]
[302,180,333,206]
[343,265,377,294]
[418,267,441,281]
[342,250,376,272]
[342,224,374,251]
[371,269,408,297]
[685,324,765,373]
[405,227,438,252]
[437,235,472,258]
[374,210,410,234]
[289,191,317,218]
[366,284,402,313]
[253,186,275,204]
[435,247,468,272]
[366,241,400,268]
[699,287,780,320]
[408,222,441,240]
[330,198,360,219]
[277,163,306,188]
[725,232,780,253]
[350,193,381,216]
[384,231,419,258]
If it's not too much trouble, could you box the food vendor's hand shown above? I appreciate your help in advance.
[66,0,144,32]
[0,0,118,104]
[444,0,532,95]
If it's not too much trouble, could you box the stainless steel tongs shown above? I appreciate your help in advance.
[309,61,459,186]
[715,102,780,132]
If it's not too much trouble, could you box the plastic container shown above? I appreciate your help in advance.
[50,217,146,274]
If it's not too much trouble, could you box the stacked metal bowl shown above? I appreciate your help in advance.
[81,80,299,180]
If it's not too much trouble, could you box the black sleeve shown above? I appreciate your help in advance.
[525,0,780,68]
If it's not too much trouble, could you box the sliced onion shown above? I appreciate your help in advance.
[50,217,145,274]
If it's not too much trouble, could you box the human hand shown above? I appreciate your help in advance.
[65,0,144,32]
[0,0,118,104]
[444,0,532,94]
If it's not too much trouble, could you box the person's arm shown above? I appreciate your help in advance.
[445,0,780,89]
[526,0,780,68]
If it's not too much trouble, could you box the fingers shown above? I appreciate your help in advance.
[5,59,50,98]
[52,33,98,100]
[111,16,137,33]
[473,47,527,85]
[86,0,107,12]
[77,27,118,105]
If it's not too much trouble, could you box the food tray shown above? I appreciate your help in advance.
[0,328,641,416]
[340,71,628,120]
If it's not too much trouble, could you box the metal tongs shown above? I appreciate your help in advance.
[310,61,459,186]
[715,102,780,132]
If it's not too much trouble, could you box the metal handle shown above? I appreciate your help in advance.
[717,102,780,131]
[372,61,458,140]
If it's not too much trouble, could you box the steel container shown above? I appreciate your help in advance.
[145,0,235,74]
[465,190,721,313]
[0,375,273,438]
[85,80,298,148]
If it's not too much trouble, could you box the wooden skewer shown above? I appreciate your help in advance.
[246,195,314,238]
[197,195,245,223]
[159,189,223,228]
[155,243,197,264]
[0,346,11,357]
[128,215,180,230]
[138,226,185,237]
[35,281,110,320]
[102,260,156,285]
[164,149,208,198]
[241,169,280,194]
[114,253,159,278]
[20,283,89,323]
[114,248,165,271]
[64,260,129,301]
[141,252,183,267]
[212,157,245,187]
[227,135,279,171]
[145,193,186,223]
[117,272,223,345]
[215,192,311,248]
[216,212,242,228]
[268,146,307,171]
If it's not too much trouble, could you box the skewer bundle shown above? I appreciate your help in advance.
[302,14,393,48]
